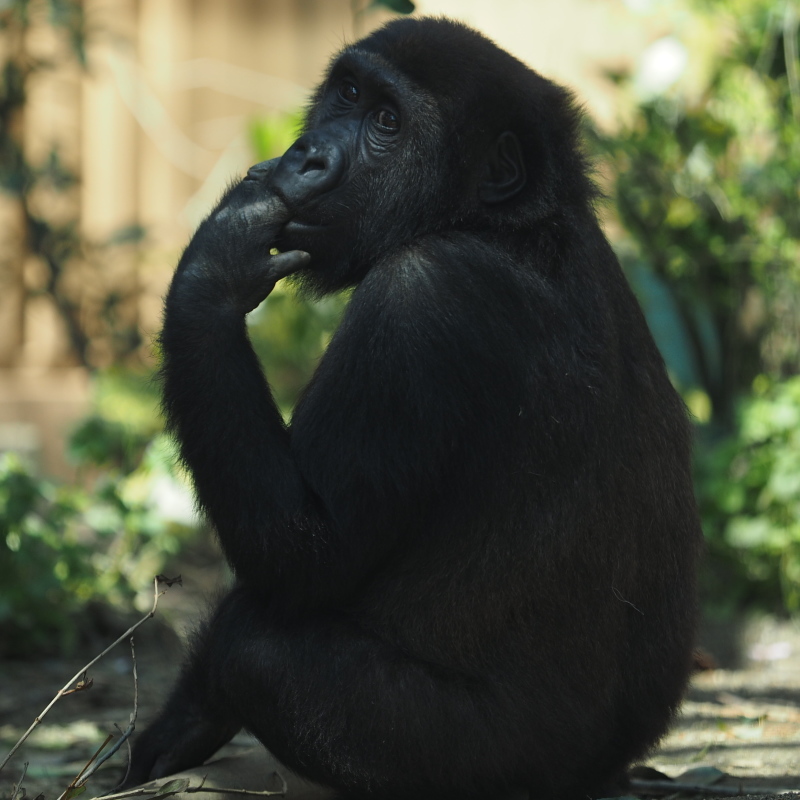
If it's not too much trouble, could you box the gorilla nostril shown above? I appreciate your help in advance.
[300,157,326,175]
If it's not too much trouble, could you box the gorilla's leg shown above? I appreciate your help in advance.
[199,588,535,800]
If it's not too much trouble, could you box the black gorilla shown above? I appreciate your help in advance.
[125,17,702,800]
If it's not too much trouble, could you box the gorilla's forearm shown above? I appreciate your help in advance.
[160,261,349,609]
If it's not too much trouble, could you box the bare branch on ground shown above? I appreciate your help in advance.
[0,577,174,775]
[95,771,288,800]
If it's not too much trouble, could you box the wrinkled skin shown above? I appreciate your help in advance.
[122,17,702,800]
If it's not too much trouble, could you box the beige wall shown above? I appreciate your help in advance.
[0,0,682,476]
[2,0,393,475]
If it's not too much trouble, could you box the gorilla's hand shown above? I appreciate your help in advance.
[120,710,240,790]
[175,160,310,315]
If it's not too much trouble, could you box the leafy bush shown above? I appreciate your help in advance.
[0,374,195,656]
[0,454,92,654]
[697,376,800,613]
[594,0,800,427]
[594,0,800,612]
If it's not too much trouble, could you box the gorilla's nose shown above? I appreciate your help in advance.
[245,159,278,181]
[271,131,346,207]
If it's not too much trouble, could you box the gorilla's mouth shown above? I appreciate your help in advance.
[283,202,335,233]
[282,185,351,232]
[279,213,333,255]
[283,218,329,239]
[286,215,327,229]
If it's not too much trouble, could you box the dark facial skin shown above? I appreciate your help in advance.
[264,51,525,294]
[121,18,701,800]
[268,75,385,278]
[260,67,398,280]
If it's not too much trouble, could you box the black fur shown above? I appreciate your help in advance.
[124,18,702,800]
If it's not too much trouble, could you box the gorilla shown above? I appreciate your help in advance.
[124,17,702,800]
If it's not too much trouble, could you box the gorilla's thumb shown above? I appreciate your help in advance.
[269,250,311,282]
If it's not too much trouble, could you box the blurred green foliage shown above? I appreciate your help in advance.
[698,376,800,612]
[0,374,195,654]
[597,0,800,612]
[248,287,349,415]
[249,112,306,165]
[370,0,415,12]
[351,0,415,25]
[0,453,91,654]
[0,0,176,654]
[596,0,800,427]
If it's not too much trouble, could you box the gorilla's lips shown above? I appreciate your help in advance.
[278,209,332,260]
[282,201,336,235]
[280,182,350,231]
[285,215,327,231]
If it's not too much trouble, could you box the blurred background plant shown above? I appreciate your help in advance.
[0,0,146,371]
[0,369,196,655]
[0,0,399,654]
[593,0,800,614]
[0,0,159,654]
[696,375,800,614]
[1,0,800,656]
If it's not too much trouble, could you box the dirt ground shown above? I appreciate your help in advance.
[2,544,800,800]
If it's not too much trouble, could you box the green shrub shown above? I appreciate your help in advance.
[697,376,800,613]
[0,373,195,655]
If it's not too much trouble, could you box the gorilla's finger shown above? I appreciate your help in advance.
[267,249,311,282]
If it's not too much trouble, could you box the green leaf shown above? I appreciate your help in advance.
[369,0,415,13]
[155,778,190,797]
[725,516,774,549]
[63,786,87,800]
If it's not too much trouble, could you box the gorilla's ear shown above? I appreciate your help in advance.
[478,131,526,204]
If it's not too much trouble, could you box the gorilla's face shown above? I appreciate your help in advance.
[266,47,525,294]
[269,55,412,289]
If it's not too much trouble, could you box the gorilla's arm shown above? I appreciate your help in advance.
[161,284,322,599]
[291,235,534,532]
[159,176,337,610]
[163,219,529,611]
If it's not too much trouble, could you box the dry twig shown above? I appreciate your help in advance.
[94,638,141,795]
[10,762,28,800]
[0,577,173,775]
[57,734,115,800]
[95,771,288,800]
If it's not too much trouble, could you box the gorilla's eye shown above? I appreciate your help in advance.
[375,109,400,132]
[339,80,359,103]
